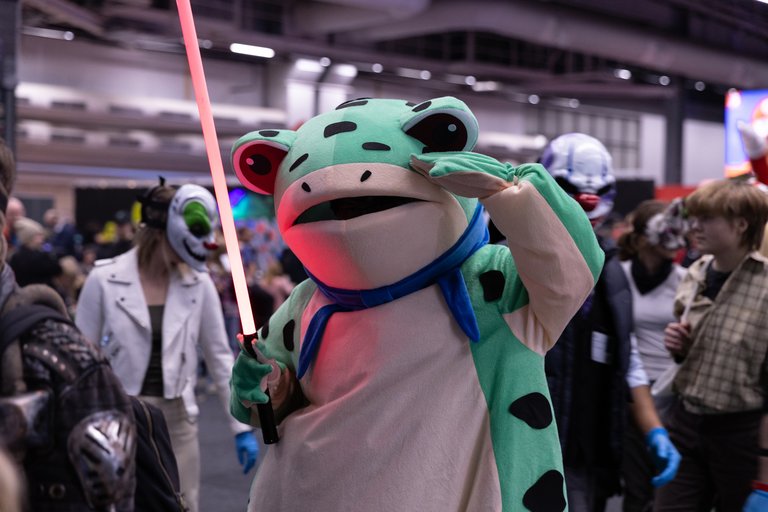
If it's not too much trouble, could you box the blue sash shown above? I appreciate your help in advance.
[297,204,489,379]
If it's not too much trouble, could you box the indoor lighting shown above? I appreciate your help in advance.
[295,58,324,73]
[371,63,383,73]
[528,94,540,105]
[472,81,500,92]
[694,81,706,91]
[23,27,75,41]
[659,75,671,86]
[614,68,632,80]
[229,43,275,58]
[395,67,431,80]
[333,64,358,78]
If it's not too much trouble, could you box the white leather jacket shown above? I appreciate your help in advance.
[75,248,248,434]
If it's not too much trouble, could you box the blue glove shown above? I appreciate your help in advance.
[235,431,259,474]
[646,427,681,487]
[744,489,768,512]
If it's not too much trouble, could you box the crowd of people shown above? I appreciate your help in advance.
[0,118,767,512]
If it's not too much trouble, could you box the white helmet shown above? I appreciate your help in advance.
[540,133,616,221]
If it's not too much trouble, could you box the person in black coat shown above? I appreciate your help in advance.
[9,217,61,287]
[539,133,680,512]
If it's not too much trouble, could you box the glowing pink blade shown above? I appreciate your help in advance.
[176,0,255,335]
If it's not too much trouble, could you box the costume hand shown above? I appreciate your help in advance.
[410,152,513,198]
[737,120,768,159]
[664,322,691,358]
[234,431,259,474]
[743,489,768,512]
[230,351,274,425]
[646,427,681,487]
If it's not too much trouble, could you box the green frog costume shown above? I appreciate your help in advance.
[228,97,604,511]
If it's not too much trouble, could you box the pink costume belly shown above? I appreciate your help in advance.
[248,285,502,512]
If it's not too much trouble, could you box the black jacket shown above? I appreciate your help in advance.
[545,237,632,485]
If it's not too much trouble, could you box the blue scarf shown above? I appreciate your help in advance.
[298,204,489,379]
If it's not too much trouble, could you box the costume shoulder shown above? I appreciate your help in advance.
[255,278,317,372]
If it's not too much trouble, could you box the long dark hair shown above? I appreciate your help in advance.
[134,185,176,270]
[617,200,667,261]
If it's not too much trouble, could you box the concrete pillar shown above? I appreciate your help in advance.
[664,83,685,184]
[0,0,20,152]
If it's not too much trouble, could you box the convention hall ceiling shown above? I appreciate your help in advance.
[20,0,768,102]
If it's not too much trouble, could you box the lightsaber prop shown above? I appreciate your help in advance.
[176,0,278,444]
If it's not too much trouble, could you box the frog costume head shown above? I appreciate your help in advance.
[231,97,480,290]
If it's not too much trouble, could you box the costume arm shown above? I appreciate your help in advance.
[196,276,251,435]
[738,120,768,185]
[482,163,604,354]
[230,280,316,427]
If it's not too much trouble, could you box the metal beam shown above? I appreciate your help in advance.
[337,0,768,89]
[23,0,104,38]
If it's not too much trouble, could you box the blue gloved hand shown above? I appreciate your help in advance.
[646,427,681,487]
[743,489,768,512]
[235,431,259,474]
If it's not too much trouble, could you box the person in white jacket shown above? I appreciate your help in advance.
[76,182,258,512]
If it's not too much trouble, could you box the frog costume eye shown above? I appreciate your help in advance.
[167,184,218,272]
[401,97,479,153]
[232,131,297,195]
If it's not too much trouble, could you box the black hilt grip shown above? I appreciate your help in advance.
[241,332,279,444]
[257,390,279,444]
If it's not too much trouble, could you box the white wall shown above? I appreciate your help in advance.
[682,119,726,185]
[638,114,666,185]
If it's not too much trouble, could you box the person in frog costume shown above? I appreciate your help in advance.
[229,96,604,511]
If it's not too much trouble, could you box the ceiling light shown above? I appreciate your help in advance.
[659,75,671,86]
[229,43,275,58]
[420,70,432,80]
[613,68,632,80]
[295,58,324,73]
[23,27,75,41]
[568,99,580,108]
[472,81,500,92]
[333,64,358,78]
[528,94,540,105]
[396,67,424,79]
[319,57,332,67]
[694,81,706,91]
[371,63,383,73]
[465,75,477,86]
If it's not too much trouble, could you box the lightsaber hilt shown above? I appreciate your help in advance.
[241,332,279,444]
